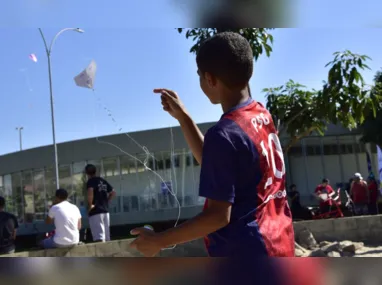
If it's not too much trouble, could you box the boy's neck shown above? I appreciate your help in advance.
[220,88,251,114]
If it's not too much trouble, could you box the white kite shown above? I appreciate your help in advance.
[29,54,38,63]
[74,60,97,89]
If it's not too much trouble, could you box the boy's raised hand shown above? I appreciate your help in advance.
[154,88,188,121]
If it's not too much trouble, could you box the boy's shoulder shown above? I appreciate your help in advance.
[206,117,242,144]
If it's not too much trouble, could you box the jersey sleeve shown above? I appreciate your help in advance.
[199,128,237,204]
[86,179,93,189]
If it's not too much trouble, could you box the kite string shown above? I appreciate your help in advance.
[91,89,181,248]
[20,68,33,92]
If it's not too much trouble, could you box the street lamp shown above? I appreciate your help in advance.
[15,127,24,151]
[38,28,84,189]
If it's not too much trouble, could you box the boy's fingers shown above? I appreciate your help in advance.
[154,88,178,99]
[130,227,144,235]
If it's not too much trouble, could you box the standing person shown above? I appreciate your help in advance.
[350,173,369,216]
[130,32,294,258]
[288,184,302,219]
[0,196,18,255]
[42,189,82,249]
[345,178,353,195]
[314,179,335,216]
[85,164,116,242]
[367,175,379,215]
[79,201,88,241]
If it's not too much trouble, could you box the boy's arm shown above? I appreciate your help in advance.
[106,181,116,202]
[154,88,204,164]
[156,199,231,248]
[178,113,204,165]
[131,128,236,255]
[87,188,94,211]
[45,207,55,225]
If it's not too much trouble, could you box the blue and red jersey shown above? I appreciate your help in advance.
[199,98,294,257]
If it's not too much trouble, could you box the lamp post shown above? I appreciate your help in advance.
[38,28,84,189]
[15,127,23,151]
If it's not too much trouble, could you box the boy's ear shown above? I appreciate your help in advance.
[205,72,218,88]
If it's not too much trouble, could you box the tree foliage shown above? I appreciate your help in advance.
[360,70,382,148]
[177,28,274,60]
[177,29,382,152]
[265,51,382,153]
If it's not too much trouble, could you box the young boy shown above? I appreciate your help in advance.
[130,32,295,258]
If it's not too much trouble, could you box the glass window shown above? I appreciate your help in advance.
[21,171,34,223]
[184,195,194,206]
[156,159,164,170]
[140,194,150,211]
[11,172,23,223]
[33,170,45,221]
[122,196,130,212]
[158,192,169,209]
[72,161,87,207]
[131,195,139,211]
[322,136,342,189]
[59,165,73,202]
[0,176,3,194]
[44,167,56,208]
[120,156,137,174]
[338,136,358,181]
[120,156,138,213]
[302,138,325,200]
[136,154,146,173]
[3,175,16,216]
[102,157,119,178]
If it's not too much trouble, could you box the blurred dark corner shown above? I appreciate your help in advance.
[173,0,296,28]
[3,258,382,285]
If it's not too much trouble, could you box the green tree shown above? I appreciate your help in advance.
[360,70,382,148]
[265,51,382,153]
[177,28,274,60]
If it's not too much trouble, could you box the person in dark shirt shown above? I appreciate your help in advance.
[0,196,18,255]
[367,175,379,215]
[288,184,302,218]
[85,164,116,242]
[129,32,294,259]
[288,184,301,209]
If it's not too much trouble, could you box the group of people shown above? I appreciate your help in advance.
[288,173,380,220]
[347,173,379,215]
[0,164,116,255]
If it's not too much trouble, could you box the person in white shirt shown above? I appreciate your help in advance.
[41,189,82,249]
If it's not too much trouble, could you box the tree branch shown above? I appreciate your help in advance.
[283,126,316,154]
[278,106,310,134]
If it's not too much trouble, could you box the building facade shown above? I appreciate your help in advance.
[0,122,378,235]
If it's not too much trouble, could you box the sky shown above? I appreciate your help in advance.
[0,3,382,156]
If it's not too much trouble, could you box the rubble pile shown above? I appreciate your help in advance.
[295,229,365,257]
